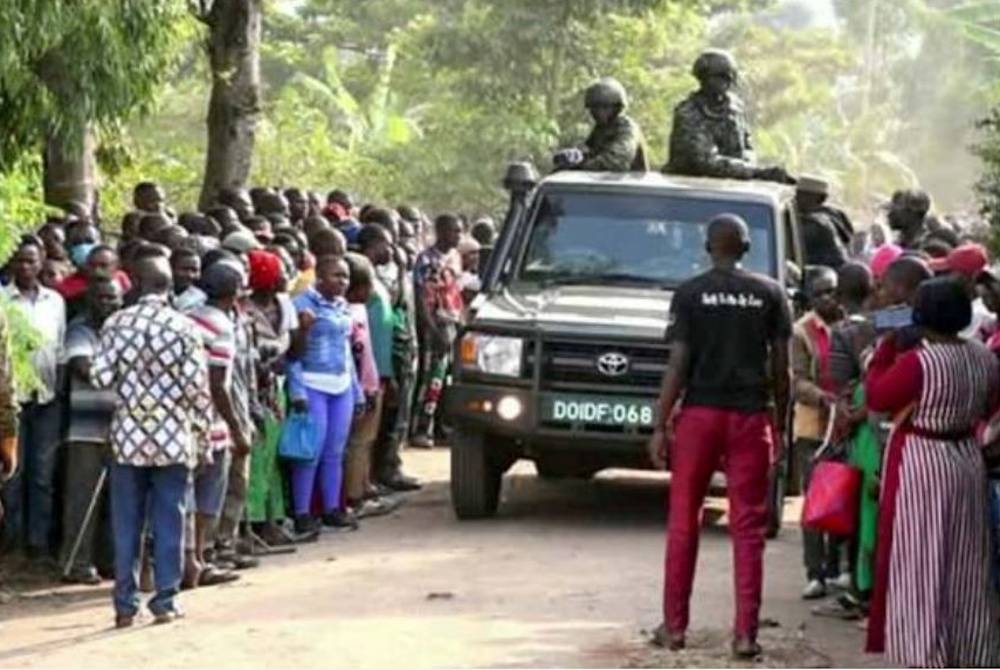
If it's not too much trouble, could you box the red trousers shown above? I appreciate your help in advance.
[663,406,773,637]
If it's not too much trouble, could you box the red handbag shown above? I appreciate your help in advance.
[802,460,861,536]
[801,405,861,536]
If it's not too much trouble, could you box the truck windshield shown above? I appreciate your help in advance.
[517,190,776,287]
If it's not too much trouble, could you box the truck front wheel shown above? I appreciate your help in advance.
[450,428,503,519]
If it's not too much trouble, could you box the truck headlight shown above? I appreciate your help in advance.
[459,334,523,377]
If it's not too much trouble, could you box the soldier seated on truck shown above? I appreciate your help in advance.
[552,77,649,173]
[664,49,792,185]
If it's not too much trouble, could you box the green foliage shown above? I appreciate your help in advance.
[953,1,1000,247]
[0,299,42,396]
[0,1,194,173]
[974,109,1000,254]
[0,157,47,393]
[99,78,208,225]
[92,0,994,224]
[949,0,1000,54]
[0,157,50,262]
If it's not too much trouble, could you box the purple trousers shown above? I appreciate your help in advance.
[290,387,354,515]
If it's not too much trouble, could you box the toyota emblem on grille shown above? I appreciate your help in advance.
[596,352,630,377]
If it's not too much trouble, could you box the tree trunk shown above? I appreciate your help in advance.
[197,0,262,211]
[42,125,96,216]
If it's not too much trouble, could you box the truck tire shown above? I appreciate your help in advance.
[451,428,502,519]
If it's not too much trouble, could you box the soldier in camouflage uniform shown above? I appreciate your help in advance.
[665,50,792,184]
[553,77,649,172]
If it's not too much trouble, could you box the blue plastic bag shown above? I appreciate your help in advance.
[278,412,319,462]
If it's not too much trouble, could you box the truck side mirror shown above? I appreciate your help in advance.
[503,162,538,201]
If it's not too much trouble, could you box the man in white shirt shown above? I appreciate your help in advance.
[1,238,66,559]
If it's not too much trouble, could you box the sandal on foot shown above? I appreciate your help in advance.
[197,565,240,587]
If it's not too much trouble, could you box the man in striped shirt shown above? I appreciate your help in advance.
[187,260,252,585]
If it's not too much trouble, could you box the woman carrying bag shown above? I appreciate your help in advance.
[864,278,1000,667]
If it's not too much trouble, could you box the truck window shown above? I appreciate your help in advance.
[517,190,776,287]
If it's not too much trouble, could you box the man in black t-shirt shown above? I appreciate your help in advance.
[650,214,792,658]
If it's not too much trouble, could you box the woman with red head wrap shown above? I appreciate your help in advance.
[247,249,284,293]
[244,249,304,544]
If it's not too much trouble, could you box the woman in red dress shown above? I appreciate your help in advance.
[865,277,1000,667]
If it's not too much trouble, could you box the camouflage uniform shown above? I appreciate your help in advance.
[555,77,649,173]
[665,49,790,183]
[665,91,758,179]
[579,114,649,172]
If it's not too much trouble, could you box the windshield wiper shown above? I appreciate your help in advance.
[538,272,668,288]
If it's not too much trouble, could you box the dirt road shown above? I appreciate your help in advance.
[0,451,879,668]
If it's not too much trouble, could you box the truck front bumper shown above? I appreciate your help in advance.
[444,383,650,456]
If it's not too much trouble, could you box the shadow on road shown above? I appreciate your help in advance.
[424,464,733,533]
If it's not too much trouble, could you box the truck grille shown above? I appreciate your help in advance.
[538,341,667,390]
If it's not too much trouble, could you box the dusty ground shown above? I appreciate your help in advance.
[0,450,881,669]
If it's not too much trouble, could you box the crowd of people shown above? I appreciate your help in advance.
[788,190,1000,667]
[2,165,999,665]
[648,183,1000,665]
[0,182,495,627]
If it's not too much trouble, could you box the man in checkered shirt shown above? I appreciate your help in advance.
[91,255,211,628]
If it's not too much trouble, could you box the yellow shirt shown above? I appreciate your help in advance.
[290,268,315,297]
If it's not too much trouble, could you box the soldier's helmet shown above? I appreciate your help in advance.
[584,77,628,110]
[692,49,739,82]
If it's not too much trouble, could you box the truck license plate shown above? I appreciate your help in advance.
[541,394,656,427]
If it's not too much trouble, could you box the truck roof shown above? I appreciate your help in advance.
[538,171,795,205]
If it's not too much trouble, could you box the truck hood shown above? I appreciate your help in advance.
[471,284,672,341]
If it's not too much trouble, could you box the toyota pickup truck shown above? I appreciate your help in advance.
[445,165,803,534]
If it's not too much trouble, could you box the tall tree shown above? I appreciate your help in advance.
[953,1,1000,233]
[194,0,263,210]
[0,1,189,212]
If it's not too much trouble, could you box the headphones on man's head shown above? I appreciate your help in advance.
[704,231,751,257]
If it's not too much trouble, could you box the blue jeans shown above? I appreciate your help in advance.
[1,400,62,552]
[110,462,188,616]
